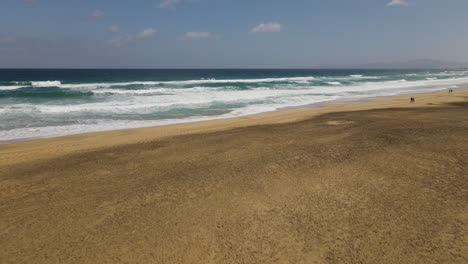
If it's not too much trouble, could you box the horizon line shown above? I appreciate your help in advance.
[1,67,467,70]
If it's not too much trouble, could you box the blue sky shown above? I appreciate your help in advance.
[1,0,467,68]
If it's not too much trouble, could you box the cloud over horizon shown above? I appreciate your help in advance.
[136,28,157,39]
[3,1,468,68]
[91,9,105,19]
[109,28,157,47]
[158,0,181,9]
[109,25,121,33]
[179,31,216,40]
[250,22,283,33]
[387,0,410,7]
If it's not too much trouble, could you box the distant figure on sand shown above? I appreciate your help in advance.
[410,97,415,103]
[449,89,453,93]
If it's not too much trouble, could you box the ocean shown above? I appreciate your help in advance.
[1,69,468,142]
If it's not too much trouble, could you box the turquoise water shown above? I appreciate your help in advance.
[1,69,468,141]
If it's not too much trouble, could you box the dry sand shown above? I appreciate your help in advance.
[1,89,468,263]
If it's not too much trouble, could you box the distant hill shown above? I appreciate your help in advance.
[320,59,468,69]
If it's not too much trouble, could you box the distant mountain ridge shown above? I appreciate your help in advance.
[321,59,468,69]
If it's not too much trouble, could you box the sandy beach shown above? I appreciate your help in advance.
[1,89,467,263]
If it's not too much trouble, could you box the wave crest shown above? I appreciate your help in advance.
[32,81,63,87]
[324,82,342,85]
[0,85,26,90]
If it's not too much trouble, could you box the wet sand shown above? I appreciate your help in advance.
[1,89,468,263]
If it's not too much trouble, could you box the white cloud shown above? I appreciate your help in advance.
[136,28,157,39]
[109,25,121,33]
[250,22,283,33]
[109,35,133,47]
[92,9,105,19]
[109,28,157,47]
[158,0,181,9]
[387,0,410,6]
[180,31,214,40]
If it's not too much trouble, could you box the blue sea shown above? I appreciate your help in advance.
[1,69,468,141]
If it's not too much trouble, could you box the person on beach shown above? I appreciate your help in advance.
[449,89,453,93]
[410,97,415,103]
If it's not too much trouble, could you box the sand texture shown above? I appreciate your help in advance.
[1,90,468,263]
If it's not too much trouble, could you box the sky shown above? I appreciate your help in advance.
[0,0,467,68]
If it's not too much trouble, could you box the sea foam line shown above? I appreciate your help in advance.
[0,85,27,90]
[27,77,317,89]
[12,72,468,91]
[4,76,468,115]
[2,77,468,141]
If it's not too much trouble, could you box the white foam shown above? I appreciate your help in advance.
[3,75,468,142]
[325,82,342,85]
[27,73,468,91]
[25,77,318,90]
[7,86,321,114]
[0,85,26,90]
[0,94,340,141]
[163,76,316,85]
[92,86,219,95]
[32,81,62,87]
[4,77,468,115]
[60,81,161,90]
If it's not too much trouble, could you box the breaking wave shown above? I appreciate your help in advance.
[2,69,468,141]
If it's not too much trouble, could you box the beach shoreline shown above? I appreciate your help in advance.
[2,68,468,144]
[1,87,467,263]
[1,88,467,167]
[1,86,466,148]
